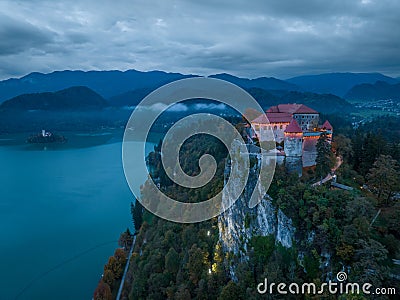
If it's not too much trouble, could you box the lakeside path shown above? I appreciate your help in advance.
[116,235,136,300]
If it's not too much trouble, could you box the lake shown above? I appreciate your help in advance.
[0,133,155,299]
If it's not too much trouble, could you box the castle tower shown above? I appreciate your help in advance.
[284,119,303,157]
[321,120,333,143]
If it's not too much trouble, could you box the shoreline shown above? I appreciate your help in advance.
[0,128,165,149]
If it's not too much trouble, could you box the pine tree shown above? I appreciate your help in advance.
[131,200,143,232]
[366,155,400,205]
[118,228,133,249]
[315,132,334,178]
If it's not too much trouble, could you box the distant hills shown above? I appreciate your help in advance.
[108,87,154,107]
[209,73,300,91]
[280,91,354,114]
[0,86,107,111]
[0,83,354,115]
[105,73,301,108]
[0,70,194,103]
[0,70,398,105]
[1,69,399,117]
[104,85,353,114]
[345,81,400,101]
[0,70,300,104]
[245,88,353,114]
[0,70,367,134]
[287,72,398,97]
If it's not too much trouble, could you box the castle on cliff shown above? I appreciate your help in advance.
[250,103,333,167]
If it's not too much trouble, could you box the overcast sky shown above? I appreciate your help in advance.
[0,0,399,80]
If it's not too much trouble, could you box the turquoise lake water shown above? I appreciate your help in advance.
[0,136,154,299]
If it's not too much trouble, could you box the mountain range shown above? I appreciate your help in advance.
[1,69,400,131]
[209,73,300,91]
[287,72,398,97]
[345,81,400,101]
[0,70,398,105]
[0,70,194,103]
[0,84,354,115]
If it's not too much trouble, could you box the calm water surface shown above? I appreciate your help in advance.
[0,135,154,300]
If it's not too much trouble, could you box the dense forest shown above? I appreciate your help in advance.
[95,114,400,300]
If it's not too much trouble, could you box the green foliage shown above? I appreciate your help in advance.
[1,86,108,111]
[332,134,353,162]
[119,113,400,299]
[188,245,207,284]
[249,235,275,265]
[165,247,180,275]
[218,281,243,300]
[124,133,231,299]
[353,239,389,286]
[244,213,251,229]
[315,132,335,178]
[366,155,400,205]
[131,200,143,232]
[304,249,320,280]
[93,280,112,300]
[118,228,133,249]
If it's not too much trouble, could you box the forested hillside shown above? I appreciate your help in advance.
[94,114,400,300]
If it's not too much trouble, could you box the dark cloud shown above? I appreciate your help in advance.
[0,13,54,55]
[0,0,399,80]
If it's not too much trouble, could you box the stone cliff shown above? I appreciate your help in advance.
[218,147,295,279]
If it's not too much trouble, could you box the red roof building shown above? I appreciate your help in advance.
[252,112,292,124]
[284,119,303,133]
[248,103,333,167]
[267,103,318,114]
[321,120,333,131]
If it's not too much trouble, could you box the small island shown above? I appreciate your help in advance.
[27,130,67,144]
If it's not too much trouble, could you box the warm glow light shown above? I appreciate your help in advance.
[212,263,218,273]
[284,132,303,137]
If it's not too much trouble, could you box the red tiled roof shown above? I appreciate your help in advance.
[252,114,268,124]
[284,119,303,133]
[252,112,292,124]
[266,112,292,123]
[322,120,333,130]
[267,103,318,114]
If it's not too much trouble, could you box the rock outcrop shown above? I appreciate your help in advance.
[218,145,295,279]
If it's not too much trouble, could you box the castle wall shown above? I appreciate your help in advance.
[270,123,287,143]
[293,113,319,132]
[254,123,288,143]
[302,136,319,167]
[284,135,303,157]
[257,125,274,142]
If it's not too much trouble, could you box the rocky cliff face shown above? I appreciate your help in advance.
[218,150,295,279]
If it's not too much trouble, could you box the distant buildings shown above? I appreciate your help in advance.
[249,103,333,169]
[41,129,52,137]
[27,129,66,144]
